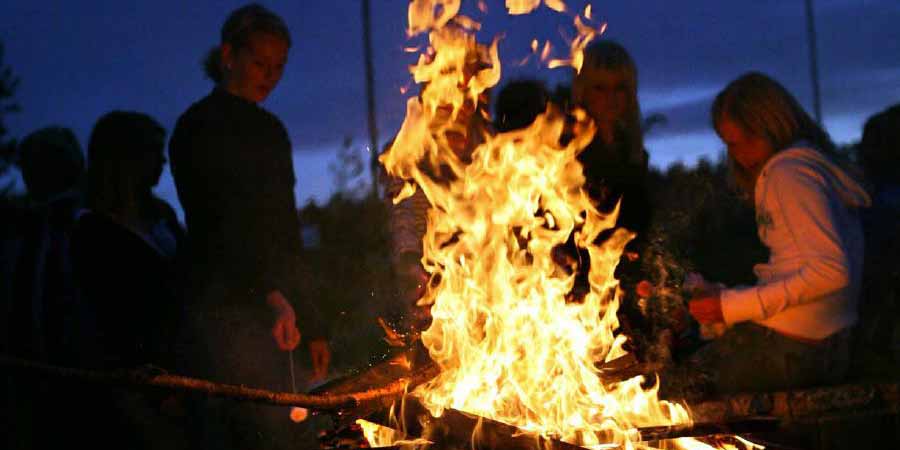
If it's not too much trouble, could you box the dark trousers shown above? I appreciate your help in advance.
[663,322,852,397]
[178,285,303,450]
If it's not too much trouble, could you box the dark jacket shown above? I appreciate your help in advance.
[10,198,81,365]
[578,136,651,241]
[169,88,323,336]
[71,207,184,369]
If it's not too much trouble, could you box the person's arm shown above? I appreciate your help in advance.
[263,119,330,379]
[169,114,232,223]
[721,161,853,324]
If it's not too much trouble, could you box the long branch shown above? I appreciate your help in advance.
[0,354,434,411]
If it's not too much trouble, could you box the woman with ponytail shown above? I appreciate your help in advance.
[169,4,329,448]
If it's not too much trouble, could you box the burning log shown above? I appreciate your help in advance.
[634,416,779,441]
[350,394,778,449]
[369,394,594,450]
[0,354,434,411]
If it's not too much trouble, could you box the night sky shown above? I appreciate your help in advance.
[3,1,899,216]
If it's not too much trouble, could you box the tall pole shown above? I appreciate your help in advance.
[362,0,380,193]
[804,0,823,123]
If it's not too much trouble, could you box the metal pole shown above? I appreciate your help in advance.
[361,0,380,193]
[804,0,823,123]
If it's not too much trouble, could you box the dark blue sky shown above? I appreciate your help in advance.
[3,1,899,214]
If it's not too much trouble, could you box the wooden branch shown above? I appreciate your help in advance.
[688,382,900,423]
[0,354,433,411]
[635,417,779,441]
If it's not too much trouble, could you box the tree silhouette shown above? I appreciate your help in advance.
[0,40,21,196]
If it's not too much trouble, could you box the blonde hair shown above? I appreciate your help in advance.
[711,72,838,195]
[572,40,644,166]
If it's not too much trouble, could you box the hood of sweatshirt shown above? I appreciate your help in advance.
[763,144,872,209]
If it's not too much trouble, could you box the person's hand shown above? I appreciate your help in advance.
[267,290,301,351]
[635,279,654,299]
[684,272,722,296]
[688,293,724,325]
[308,339,331,382]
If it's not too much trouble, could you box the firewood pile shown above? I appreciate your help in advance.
[311,345,783,449]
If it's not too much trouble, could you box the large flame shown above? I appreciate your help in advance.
[379,2,723,448]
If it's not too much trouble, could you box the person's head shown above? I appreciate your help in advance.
[572,40,640,131]
[203,3,291,103]
[494,79,549,132]
[87,111,166,215]
[18,127,84,203]
[711,72,836,193]
[571,40,645,166]
[859,104,900,188]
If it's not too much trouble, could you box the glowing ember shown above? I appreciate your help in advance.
[377,2,751,449]
[289,406,308,423]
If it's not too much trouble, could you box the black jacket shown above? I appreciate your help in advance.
[71,208,184,369]
[169,88,323,336]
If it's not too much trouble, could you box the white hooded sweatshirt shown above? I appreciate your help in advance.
[721,145,871,340]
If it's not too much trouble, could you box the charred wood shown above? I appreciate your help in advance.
[635,416,778,441]
[687,382,900,423]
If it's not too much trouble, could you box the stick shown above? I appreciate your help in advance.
[635,417,779,441]
[0,354,430,411]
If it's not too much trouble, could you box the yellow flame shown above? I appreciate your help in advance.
[376,2,746,449]
[569,15,606,73]
[733,436,765,449]
[357,419,432,448]
[585,4,593,20]
[545,0,568,13]
[507,0,542,15]
[540,40,553,62]
[453,14,482,31]
[408,0,462,36]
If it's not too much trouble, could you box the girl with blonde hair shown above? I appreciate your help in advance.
[567,41,651,337]
[683,72,870,394]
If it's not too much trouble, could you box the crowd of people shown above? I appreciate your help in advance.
[2,2,899,450]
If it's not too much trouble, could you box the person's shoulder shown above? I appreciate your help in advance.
[170,91,229,154]
[256,105,291,142]
[175,91,219,125]
[763,147,823,179]
[256,104,286,127]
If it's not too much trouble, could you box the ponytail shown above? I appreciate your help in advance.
[203,46,223,83]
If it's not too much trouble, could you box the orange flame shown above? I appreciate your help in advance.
[545,0,568,13]
[378,2,752,449]
[506,0,542,15]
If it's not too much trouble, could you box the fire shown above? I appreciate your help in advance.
[378,2,741,449]
[357,418,433,448]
